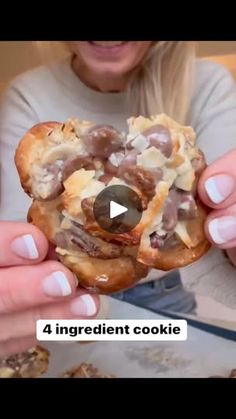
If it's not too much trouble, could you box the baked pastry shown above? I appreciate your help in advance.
[62,362,114,378]
[15,114,210,294]
[0,345,49,378]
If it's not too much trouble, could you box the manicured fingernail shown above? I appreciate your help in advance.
[209,216,236,244]
[43,271,72,297]
[11,234,39,259]
[70,294,97,316]
[205,175,235,204]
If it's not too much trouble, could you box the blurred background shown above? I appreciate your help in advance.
[0,41,236,87]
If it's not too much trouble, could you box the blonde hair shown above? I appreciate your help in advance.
[128,41,196,124]
[35,41,196,124]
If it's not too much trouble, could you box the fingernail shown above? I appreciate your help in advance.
[205,175,235,204]
[209,216,236,244]
[70,294,97,316]
[11,234,39,259]
[43,271,72,297]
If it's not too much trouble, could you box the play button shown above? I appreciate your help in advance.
[93,185,143,234]
[110,201,128,219]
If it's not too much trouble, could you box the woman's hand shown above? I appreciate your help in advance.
[0,221,99,357]
[198,150,236,265]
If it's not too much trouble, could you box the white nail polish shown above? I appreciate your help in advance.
[205,178,224,204]
[205,175,235,204]
[43,271,72,297]
[208,216,236,244]
[23,234,39,258]
[208,219,225,244]
[70,294,97,316]
[80,294,97,315]
[11,234,39,259]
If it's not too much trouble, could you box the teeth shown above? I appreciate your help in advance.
[91,41,124,47]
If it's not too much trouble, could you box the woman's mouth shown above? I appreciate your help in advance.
[89,41,126,48]
[86,41,130,59]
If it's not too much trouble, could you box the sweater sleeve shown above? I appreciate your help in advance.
[0,81,39,220]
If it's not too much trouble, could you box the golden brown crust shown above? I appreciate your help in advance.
[138,227,210,271]
[27,198,63,243]
[15,122,62,196]
[28,199,149,293]
[60,252,149,293]
[137,202,210,270]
